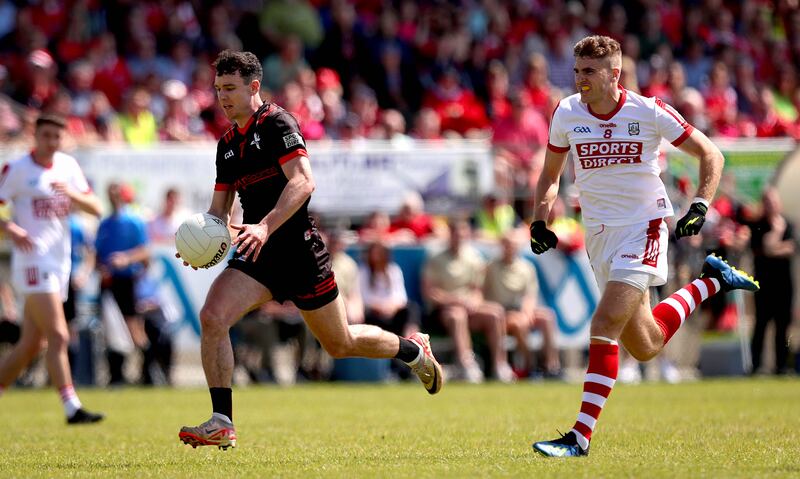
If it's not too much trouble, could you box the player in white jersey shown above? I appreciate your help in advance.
[0,115,104,424]
[528,36,759,457]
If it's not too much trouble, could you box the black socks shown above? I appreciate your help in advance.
[395,337,422,363]
[210,387,233,421]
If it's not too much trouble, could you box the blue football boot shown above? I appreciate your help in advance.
[701,254,760,292]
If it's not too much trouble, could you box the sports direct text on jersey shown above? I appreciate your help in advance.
[576,141,643,169]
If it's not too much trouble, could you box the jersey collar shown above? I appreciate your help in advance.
[236,102,269,135]
[587,86,626,121]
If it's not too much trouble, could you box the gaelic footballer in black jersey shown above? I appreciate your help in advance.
[214,103,337,310]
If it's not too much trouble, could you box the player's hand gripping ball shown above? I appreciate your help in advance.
[175,213,232,268]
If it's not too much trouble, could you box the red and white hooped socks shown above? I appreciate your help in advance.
[571,338,619,451]
[652,277,721,344]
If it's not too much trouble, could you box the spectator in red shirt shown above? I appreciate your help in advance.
[89,33,132,110]
[521,53,552,119]
[14,49,60,110]
[492,92,548,194]
[389,191,437,241]
[704,61,738,133]
[422,66,489,136]
[753,86,791,138]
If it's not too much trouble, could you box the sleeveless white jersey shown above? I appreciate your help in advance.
[548,87,694,227]
[0,151,91,270]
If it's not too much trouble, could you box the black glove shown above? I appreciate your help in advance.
[675,202,708,239]
[530,220,558,254]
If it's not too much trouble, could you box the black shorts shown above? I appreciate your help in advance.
[63,280,76,323]
[101,276,137,317]
[226,228,339,311]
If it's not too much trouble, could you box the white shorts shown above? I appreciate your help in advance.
[12,264,69,301]
[584,218,669,293]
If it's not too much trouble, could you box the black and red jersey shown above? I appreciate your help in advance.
[214,102,312,243]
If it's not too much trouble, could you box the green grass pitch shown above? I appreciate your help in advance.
[1,379,798,478]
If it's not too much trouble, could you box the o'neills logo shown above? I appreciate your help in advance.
[202,242,229,269]
[576,141,643,169]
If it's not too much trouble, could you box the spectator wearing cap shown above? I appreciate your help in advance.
[160,79,209,141]
[14,48,59,110]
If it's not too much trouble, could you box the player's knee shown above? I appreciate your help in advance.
[441,307,467,327]
[628,345,659,362]
[320,338,351,359]
[199,306,227,335]
[46,329,70,351]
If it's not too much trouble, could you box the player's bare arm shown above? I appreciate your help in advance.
[530,148,568,254]
[207,188,236,224]
[231,154,314,262]
[0,219,34,252]
[533,149,569,222]
[675,129,724,203]
[673,129,724,239]
[50,182,102,217]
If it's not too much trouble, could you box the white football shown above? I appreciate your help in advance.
[175,213,231,268]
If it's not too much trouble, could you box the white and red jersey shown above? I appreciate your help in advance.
[0,151,91,270]
[548,87,694,227]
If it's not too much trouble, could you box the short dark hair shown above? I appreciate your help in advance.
[212,50,262,84]
[573,35,622,62]
[35,114,66,130]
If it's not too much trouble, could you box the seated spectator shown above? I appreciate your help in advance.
[147,187,189,244]
[422,218,514,383]
[359,240,420,337]
[327,230,364,325]
[484,233,560,377]
[389,191,439,242]
[359,210,395,243]
[360,240,420,379]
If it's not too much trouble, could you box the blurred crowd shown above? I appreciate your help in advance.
[1,0,799,385]
[2,0,800,149]
[2,174,794,389]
